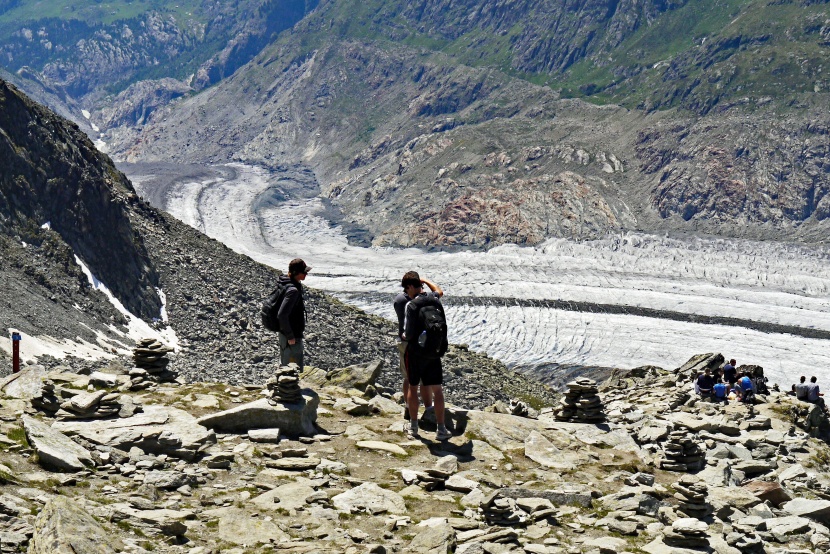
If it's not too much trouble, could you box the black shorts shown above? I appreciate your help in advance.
[406,352,443,386]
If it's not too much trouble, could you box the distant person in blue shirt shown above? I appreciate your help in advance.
[722,359,737,386]
[738,372,756,403]
[713,381,729,402]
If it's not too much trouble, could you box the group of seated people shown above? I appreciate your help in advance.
[695,359,757,403]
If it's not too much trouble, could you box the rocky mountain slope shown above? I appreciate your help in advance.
[1,351,830,553]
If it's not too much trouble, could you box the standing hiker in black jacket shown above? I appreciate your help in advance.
[278,258,311,369]
[402,273,452,441]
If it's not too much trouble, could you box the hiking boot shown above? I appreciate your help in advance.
[421,406,436,424]
[404,421,419,438]
[435,427,452,441]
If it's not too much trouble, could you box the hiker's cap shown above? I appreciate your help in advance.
[289,258,312,275]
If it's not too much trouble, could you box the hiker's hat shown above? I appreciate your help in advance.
[289,258,312,275]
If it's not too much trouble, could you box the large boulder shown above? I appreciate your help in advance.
[676,353,724,380]
[52,404,215,461]
[197,393,319,436]
[21,416,93,472]
[0,365,47,399]
[29,496,122,553]
[406,522,456,554]
[305,360,383,391]
[783,498,830,523]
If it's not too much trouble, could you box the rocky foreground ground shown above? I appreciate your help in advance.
[1,352,830,554]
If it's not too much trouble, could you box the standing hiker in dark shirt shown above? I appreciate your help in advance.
[277,258,311,369]
[722,359,737,386]
[401,273,452,441]
[393,271,437,423]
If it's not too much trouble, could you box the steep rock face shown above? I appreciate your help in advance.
[0,79,161,319]
[636,111,830,235]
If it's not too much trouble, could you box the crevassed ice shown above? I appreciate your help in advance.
[128,163,830,387]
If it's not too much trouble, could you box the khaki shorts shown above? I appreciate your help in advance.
[397,341,408,377]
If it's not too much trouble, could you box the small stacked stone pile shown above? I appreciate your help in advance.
[663,518,710,549]
[554,378,605,422]
[659,430,705,471]
[266,364,303,404]
[480,491,527,526]
[31,380,61,415]
[673,475,712,518]
[54,390,122,420]
[130,339,177,390]
[401,469,447,492]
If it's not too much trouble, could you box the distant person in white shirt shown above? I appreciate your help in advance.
[807,376,824,404]
[795,375,809,402]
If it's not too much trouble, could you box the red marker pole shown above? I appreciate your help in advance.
[11,331,21,374]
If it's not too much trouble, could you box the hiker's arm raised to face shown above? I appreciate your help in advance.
[422,278,443,297]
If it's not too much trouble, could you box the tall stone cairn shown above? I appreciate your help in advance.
[554,378,605,422]
[659,430,705,471]
[131,339,177,389]
[267,364,304,404]
[673,475,713,519]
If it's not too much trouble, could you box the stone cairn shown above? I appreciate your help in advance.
[267,364,303,404]
[54,391,122,420]
[31,380,61,415]
[673,475,712,519]
[662,518,710,549]
[480,491,527,527]
[130,339,176,390]
[659,430,705,471]
[554,378,605,422]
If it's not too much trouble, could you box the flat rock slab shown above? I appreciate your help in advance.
[332,482,407,515]
[356,440,408,456]
[111,504,194,535]
[252,478,316,512]
[783,498,830,522]
[22,416,93,472]
[69,390,107,412]
[248,428,282,443]
[465,410,550,452]
[52,404,215,461]
[197,394,319,436]
[29,496,122,553]
[544,421,641,453]
[743,480,792,506]
[499,487,594,508]
[524,430,575,470]
[266,457,321,471]
[0,365,47,399]
[202,507,289,545]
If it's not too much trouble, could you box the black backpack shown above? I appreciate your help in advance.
[261,282,288,332]
[412,296,448,359]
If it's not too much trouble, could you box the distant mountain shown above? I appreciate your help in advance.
[2,0,829,248]
[0,0,316,133]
